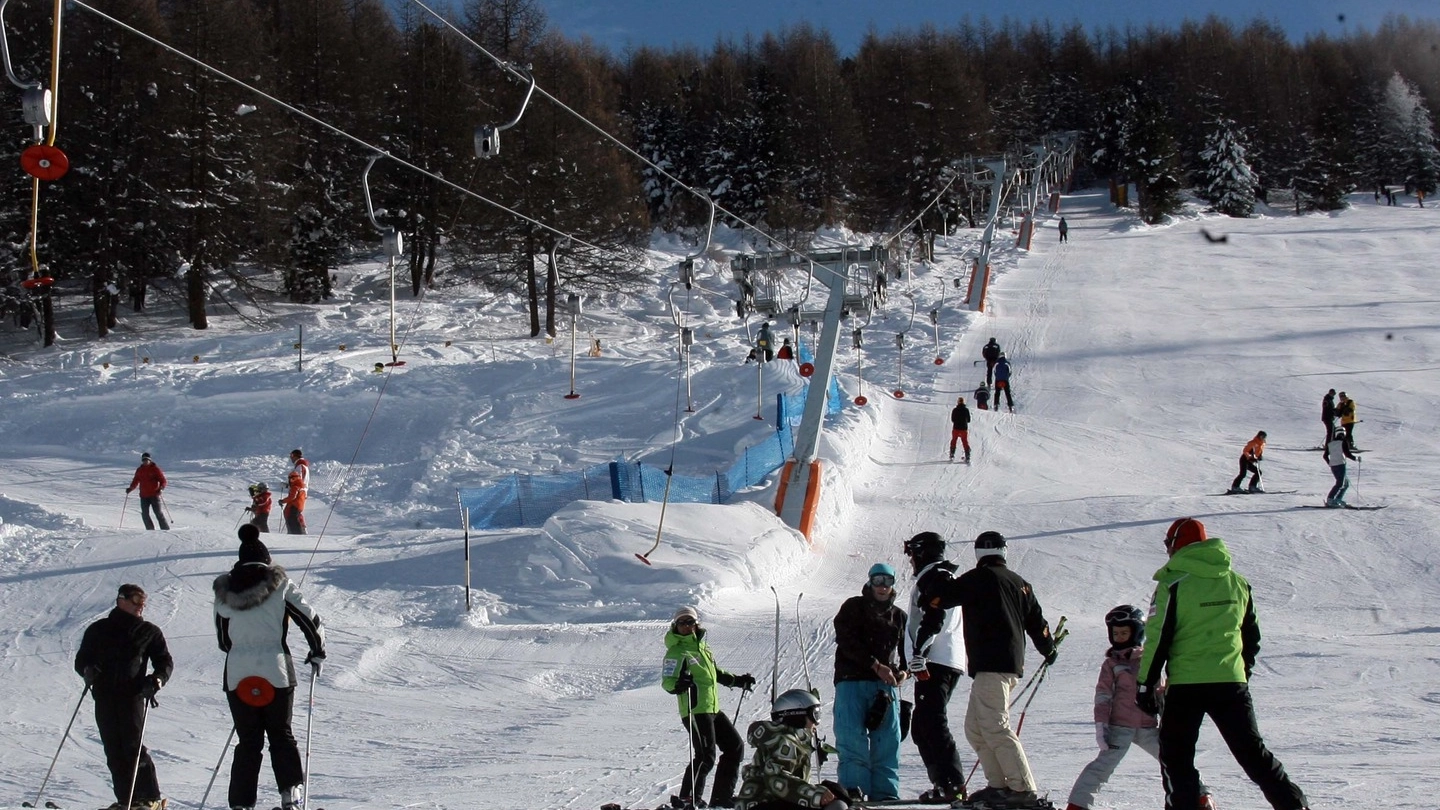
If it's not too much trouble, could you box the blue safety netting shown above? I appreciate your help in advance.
[456,358,845,530]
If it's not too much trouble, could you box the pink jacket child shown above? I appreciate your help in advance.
[1064,606,1212,810]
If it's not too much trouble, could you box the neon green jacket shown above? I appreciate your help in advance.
[662,627,737,717]
[1138,537,1259,686]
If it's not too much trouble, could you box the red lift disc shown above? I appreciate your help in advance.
[236,675,276,707]
[854,395,868,407]
[21,144,69,181]
[21,276,55,289]
[798,362,815,378]
[934,357,945,365]
[893,390,906,399]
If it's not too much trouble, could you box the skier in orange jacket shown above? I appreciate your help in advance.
[279,449,309,534]
[1228,432,1266,493]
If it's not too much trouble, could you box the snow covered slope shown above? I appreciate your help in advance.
[2,190,1437,810]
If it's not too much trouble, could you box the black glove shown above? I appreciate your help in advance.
[820,780,849,802]
[125,486,135,493]
[672,671,695,694]
[1043,646,1059,666]
[1136,683,1163,716]
[82,665,100,687]
[141,674,162,700]
[733,673,756,691]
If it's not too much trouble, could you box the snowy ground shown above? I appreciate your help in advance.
[2,189,1438,810]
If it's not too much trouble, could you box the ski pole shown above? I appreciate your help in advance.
[29,683,90,809]
[770,587,781,704]
[197,726,236,810]
[158,492,175,527]
[303,663,318,809]
[683,676,697,801]
[125,695,153,810]
[733,684,751,723]
[120,491,130,528]
[1354,456,1361,500]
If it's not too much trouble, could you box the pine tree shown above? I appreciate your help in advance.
[1198,118,1257,217]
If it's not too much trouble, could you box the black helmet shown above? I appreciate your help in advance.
[903,531,945,559]
[1105,604,1145,649]
[249,482,268,496]
[974,531,1006,561]
[771,688,821,727]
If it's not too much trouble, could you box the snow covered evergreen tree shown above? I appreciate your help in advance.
[1198,118,1257,217]
[1129,94,1184,224]
[1372,72,1440,195]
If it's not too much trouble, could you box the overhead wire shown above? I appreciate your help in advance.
[66,0,625,260]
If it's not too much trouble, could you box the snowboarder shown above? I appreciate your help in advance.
[832,563,908,801]
[734,689,849,810]
[949,397,971,462]
[1320,389,1336,445]
[74,583,172,810]
[993,355,1014,412]
[279,449,309,535]
[1058,218,1069,243]
[1228,431,1266,493]
[1136,519,1311,810]
[903,532,968,804]
[1336,392,1357,446]
[1064,606,1213,810]
[931,532,1058,808]
[1322,424,1359,507]
[214,527,325,810]
[661,606,756,810]
[126,452,169,530]
[974,383,990,412]
[246,482,272,533]
[981,339,1002,385]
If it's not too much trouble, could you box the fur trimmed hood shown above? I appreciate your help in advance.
[214,565,287,611]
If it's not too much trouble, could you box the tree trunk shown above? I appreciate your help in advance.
[545,248,558,338]
[94,272,111,339]
[526,232,540,337]
[41,289,55,347]
[187,267,208,329]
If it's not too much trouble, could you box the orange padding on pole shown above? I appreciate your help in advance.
[774,460,796,515]
[797,460,822,542]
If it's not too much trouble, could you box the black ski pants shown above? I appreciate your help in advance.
[911,663,966,791]
[227,685,305,808]
[139,496,169,530]
[1231,457,1261,491]
[680,711,744,807]
[94,692,162,803]
[1159,682,1307,810]
[994,380,1014,410]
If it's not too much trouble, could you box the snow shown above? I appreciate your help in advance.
[3,190,1439,810]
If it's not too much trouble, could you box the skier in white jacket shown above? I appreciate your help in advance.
[214,525,325,810]
[904,531,969,803]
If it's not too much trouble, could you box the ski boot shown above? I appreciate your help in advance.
[1248,484,1265,493]
[1227,486,1243,494]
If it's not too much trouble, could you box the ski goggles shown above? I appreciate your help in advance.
[869,573,896,588]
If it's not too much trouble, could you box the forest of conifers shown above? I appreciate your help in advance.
[1,0,1437,339]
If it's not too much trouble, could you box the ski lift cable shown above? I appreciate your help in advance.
[883,170,961,246]
[405,0,850,290]
[67,0,618,260]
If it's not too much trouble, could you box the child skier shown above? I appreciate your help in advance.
[1065,606,1214,810]
[734,689,850,810]
[974,382,990,411]
[246,482,272,532]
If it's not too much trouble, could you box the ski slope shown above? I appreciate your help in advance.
[2,190,1438,810]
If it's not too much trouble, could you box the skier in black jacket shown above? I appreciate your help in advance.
[981,339,1002,385]
[932,532,1058,808]
[905,532,969,803]
[949,397,972,462]
[74,583,173,810]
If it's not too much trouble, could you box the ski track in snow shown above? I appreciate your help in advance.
[3,195,1440,809]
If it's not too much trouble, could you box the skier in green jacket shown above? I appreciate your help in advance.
[1136,518,1310,810]
[662,606,757,809]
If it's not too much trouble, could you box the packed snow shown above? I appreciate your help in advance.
[2,189,1438,810]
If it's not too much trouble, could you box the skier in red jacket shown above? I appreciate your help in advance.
[126,452,169,530]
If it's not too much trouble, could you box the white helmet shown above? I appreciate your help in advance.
[771,688,821,726]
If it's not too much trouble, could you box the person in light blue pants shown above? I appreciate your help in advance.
[832,562,908,800]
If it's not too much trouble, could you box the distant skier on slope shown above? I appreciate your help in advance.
[1228,431,1266,493]
[126,452,169,530]
[279,449,308,535]
[246,482,272,533]
[981,338,1002,385]
[1320,389,1337,445]
[1336,392,1357,446]
[661,606,756,810]
[1322,424,1359,508]
[993,355,1015,412]
[949,397,972,462]
[974,382,990,411]
[1058,217,1069,243]
[1136,519,1312,810]
[734,689,850,810]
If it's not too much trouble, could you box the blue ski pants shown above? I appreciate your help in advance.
[833,679,901,800]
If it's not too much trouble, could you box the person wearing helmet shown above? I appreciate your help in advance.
[903,533,968,804]
[981,338,1002,385]
[279,450,309,535]
[734,689,849,810]
[1064,606,1213,810]
[831,563,909,801]
[931,532,1058,808]
[661,606,757,809]
[1136,519,1310,810]
[246,482,272,533]
[974,382,991,412]
[1322,423,1360,507]
[1228,431,1267,494]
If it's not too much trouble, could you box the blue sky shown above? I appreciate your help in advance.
[537,0,1435,55]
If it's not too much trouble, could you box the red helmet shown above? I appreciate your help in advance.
[1165,518,1207,553]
